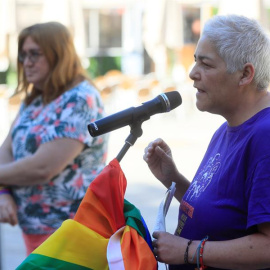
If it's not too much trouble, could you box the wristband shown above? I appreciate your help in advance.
[0,186,10,195]
[184,239,193,264]
[0,189,10,195]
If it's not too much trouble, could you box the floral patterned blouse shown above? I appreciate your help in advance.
[11,80,108,234]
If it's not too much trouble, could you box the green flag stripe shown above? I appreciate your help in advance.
[16,253,93,270]
[124,199,146,237]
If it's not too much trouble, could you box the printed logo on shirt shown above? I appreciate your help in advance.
[175,213,187,236]
[186,153,221,201]
[180,199,194,218]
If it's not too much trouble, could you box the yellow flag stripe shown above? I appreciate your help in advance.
[33,220,109,269]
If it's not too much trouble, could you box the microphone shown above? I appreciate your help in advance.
[88,91,182,137]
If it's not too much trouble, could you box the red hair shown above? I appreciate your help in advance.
[16,21,93,105]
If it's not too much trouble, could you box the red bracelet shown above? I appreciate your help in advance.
[199,236,208,270]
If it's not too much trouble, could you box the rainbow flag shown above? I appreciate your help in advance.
[16,159,157,270]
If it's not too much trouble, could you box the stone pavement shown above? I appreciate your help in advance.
[0,92,224,270]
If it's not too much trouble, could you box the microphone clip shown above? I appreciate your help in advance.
[116,121,144,162]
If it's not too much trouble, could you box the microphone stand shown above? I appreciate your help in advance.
[116,121,143,162]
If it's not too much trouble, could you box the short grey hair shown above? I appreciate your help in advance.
[202,14,270,90]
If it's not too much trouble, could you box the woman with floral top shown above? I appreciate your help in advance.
[0,21,108,255]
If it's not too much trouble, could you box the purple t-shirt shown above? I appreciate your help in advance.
[171,108,270,270]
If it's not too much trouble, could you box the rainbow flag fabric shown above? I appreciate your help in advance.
[16,159,157,270]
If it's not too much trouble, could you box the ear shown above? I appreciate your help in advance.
[239,63,255,86]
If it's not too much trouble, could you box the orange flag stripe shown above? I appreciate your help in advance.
[121,227,157,270]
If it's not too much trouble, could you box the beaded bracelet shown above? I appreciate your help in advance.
[196,236,208,270]
[184,239,193,264]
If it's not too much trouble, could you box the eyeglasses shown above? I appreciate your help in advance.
[18,49,44,63]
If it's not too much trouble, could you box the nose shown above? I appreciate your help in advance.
[189,63,200,81]
[23,56,35,68]
[23,56,33,66]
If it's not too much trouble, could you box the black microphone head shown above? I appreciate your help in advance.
[160,91,182,111]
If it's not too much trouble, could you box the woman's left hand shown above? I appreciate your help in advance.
[152,231,186,265]
[0,193,18,226]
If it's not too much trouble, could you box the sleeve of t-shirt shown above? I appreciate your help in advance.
[247,156,270,228]
[41,88,104,147]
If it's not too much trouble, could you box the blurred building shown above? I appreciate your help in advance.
[0,0,269,83]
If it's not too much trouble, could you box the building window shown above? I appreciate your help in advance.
[84,8,123,56]
[99,10,122,48]
[182,7,200,44]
